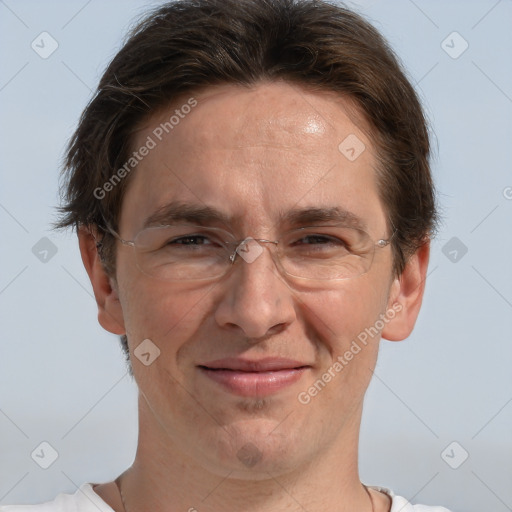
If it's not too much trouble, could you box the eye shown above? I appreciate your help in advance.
[293,234,348,247]
[170,235,214,246]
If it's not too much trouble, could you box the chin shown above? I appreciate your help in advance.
[196,416,306,479]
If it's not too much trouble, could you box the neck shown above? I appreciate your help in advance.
[117,395,376,512]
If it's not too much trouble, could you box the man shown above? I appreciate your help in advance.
[1,0,451,510]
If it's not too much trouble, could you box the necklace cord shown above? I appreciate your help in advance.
[116,478,375,512]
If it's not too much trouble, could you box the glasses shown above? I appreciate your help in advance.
[103,223,393,282]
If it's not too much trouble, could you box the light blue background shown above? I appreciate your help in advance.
[1,1,511,510]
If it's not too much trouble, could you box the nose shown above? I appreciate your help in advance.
[214,240,296,339]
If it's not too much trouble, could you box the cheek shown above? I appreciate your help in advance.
[306,277,389,349]
[117,277,220,406]
[303,281,389,406]
[289,281,390,428]
[118,272,217,356]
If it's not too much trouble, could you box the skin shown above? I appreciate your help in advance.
[79,81,429,512]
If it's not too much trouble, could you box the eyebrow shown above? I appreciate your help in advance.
[142,202,233,229]
[280,206,368,231]
[142,201,367,232]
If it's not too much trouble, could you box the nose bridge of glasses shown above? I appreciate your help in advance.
[229,237,279,265]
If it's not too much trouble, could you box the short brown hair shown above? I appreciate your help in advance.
[57,0,437,303]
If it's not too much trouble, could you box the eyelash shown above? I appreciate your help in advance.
[168,234,348,248]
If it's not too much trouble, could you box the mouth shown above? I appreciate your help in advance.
[197,357,311,397]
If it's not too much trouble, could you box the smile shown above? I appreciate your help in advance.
[198,358,311,397]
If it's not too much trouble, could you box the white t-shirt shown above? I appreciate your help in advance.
[0,483,453,512]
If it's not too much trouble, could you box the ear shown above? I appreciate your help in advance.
[78,226,126,335]
[381,240,430,341]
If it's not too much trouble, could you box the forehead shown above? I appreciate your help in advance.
[120,81,385,235]
[161,81,369,153]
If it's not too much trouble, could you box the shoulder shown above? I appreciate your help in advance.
[0,484,114,512]
[368,485,453,512]
[392,495,453,511]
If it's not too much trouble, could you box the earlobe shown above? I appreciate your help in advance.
[78,226,126,336]
[381,240,430,342]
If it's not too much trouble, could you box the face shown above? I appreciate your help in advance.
[94,81,416,478]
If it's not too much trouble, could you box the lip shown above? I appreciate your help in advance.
[200,357,308,372]
[198,357,311,397]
